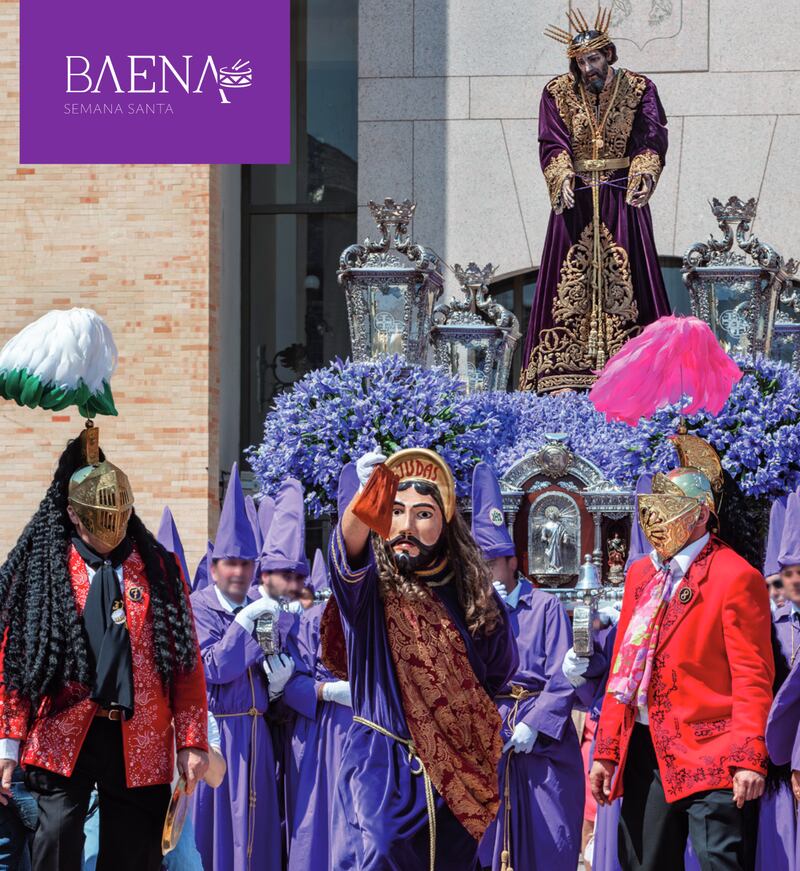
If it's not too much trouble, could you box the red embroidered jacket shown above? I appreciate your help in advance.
[594,536,774,803]
[0,545,208,788]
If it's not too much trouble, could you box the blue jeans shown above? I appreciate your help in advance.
[162,815,203,871]
[0,766,38,871]
[82,793,99,871]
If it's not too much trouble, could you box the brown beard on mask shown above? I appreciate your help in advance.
[389,532,445,578]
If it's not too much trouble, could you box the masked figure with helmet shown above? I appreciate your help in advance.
[320,448,518,871]
[589,432,773,871]
[0,425,209,871]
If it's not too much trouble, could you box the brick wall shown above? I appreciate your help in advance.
[0,3,219,567]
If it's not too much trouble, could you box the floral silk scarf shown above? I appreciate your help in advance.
[607,563,673,707]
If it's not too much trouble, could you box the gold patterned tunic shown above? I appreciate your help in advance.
[519,68,670,393]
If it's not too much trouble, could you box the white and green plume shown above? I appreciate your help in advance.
[0,308,118,416]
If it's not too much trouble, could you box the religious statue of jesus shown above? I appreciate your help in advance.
[519,5,671,394]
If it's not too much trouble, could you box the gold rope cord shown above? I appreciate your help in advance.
[579,71,623,369]
[353,715,437,871]
[495,687,541,871]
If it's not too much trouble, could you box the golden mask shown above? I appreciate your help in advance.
[69,461,134,550]
[638,469,712,561]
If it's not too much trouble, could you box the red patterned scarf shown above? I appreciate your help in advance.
[382,582,503,840]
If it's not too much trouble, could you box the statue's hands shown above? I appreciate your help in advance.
[629,173,654,208]
[561,174,576,210]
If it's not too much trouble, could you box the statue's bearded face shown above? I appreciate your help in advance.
[576,49,610,92]
[387,482,445,577]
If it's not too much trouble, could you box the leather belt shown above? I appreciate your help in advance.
[95,707,123,721]
[574,156,630,172]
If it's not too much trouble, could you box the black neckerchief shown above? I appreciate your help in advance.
[72,535,135,719]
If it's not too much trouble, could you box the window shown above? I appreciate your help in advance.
[241,0,358,454]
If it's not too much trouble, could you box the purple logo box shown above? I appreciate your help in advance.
[20,0,290,164]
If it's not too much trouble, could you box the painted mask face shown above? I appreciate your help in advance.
[387,482,445,577]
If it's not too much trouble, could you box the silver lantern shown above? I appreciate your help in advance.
[683,197,798,357]
[429,262,520,393]
[338,198,444,365]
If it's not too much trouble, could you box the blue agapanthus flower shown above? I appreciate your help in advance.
[248,353,800,515]
[247,356,504,516]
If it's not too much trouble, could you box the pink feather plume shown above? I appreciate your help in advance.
[588,315,743,425]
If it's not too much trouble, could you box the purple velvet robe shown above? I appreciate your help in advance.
[189,584,282,871]
[759,604,800,871]
[267,609,305,866]
[520,69,670,393]
[283,602,354,871]
[478,581,584,870]
[328,529,518,870]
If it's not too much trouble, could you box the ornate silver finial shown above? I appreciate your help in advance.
[709,196,758,224]
[338,197,439,274]
[452,262,499,292]
[367,197,416,229]
[433,262,517,332]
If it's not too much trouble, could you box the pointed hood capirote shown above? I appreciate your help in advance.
[156,506,190,584]
[310,548,330,593]
[470,462,515,561]
[337,462,360,518]
[245,495,263,553]
[193,541,214,591]
[778,489,800,571]
[765,495,788,577]
[259,478,309,577]
[212,463,259,562]
[258,495,276,544]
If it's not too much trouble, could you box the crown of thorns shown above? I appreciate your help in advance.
[544,6,612,59]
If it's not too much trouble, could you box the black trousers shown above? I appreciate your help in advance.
[619,723,757,871]
[24,718,170,871]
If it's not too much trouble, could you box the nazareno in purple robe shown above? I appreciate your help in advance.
[328,528,518,871]
[478,580,584,870]
[759,604,800,871]
[283,601,354,871]
[189,584,282,871]
[519,68,671,394]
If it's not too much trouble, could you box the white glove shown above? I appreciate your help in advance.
[356,451,387,489]
[264,653,295,700]
[502,722,537,754]
[492,580,509,601]
[321,680,352,708]
[597,603,621,627]
[286,600,303,615]
[235,594,280,634]
[562,647,590,687]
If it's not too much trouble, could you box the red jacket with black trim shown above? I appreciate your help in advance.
[0,544,208,788]
[594,536,774,803]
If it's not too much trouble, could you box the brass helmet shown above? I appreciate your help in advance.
[68,424,134,550]
[638,432,723,562]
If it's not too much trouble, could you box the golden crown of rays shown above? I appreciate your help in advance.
[544,6,613,58]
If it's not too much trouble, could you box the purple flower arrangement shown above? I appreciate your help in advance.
[249,353,800,515]
[247,356,503,516]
